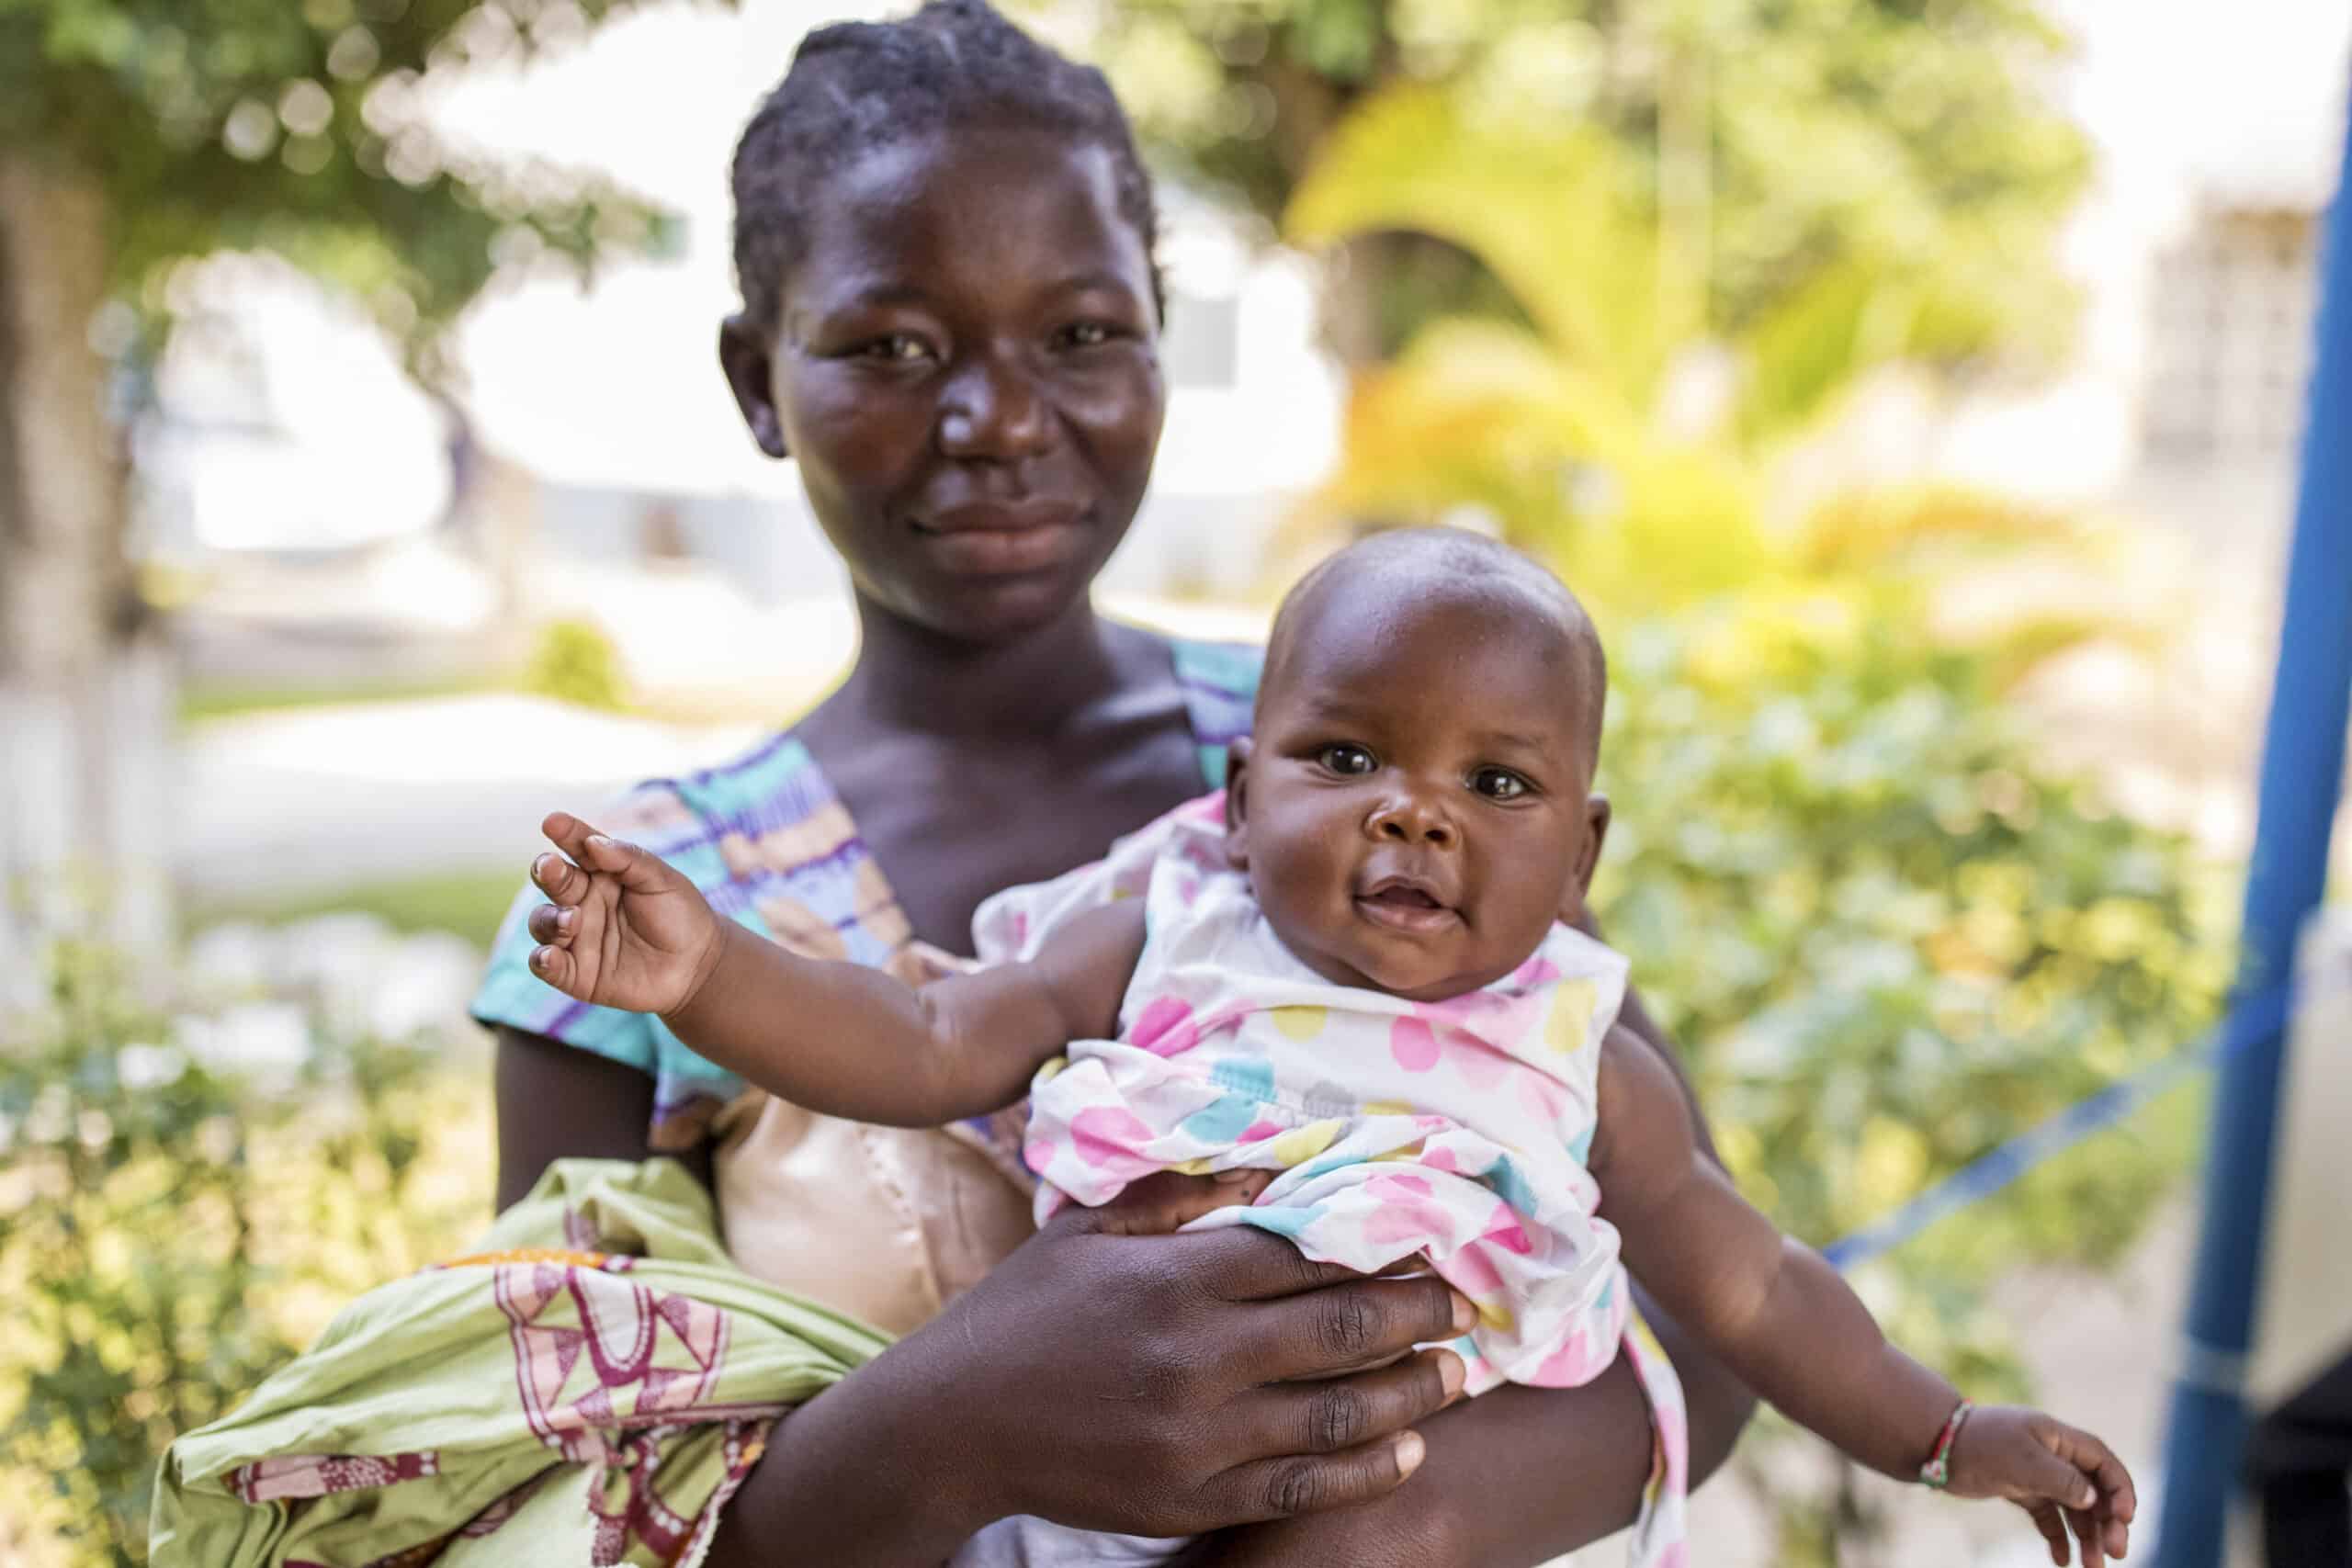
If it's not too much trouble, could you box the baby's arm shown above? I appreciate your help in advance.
[1591,1027,2136,1566]
[524,811,1146,1127]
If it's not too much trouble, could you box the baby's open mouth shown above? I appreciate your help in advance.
[1354,878,1459,933]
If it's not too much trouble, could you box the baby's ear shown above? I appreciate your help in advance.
[1222,739,1253,870]
[718,314,789,460]
[1560,793,1611,926]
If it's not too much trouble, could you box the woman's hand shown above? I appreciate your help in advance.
[525,811,726,1017]
[936,1176,1474,1533]
[712,1172,1474,1565]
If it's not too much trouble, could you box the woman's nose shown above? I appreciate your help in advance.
[938,349,1051,460]
[1366,793,1455,848]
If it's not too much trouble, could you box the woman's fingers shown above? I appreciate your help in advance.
[1244,1348,1462,1458]
[1203,1429,1427,1524]
[1244,1270,1473,1385]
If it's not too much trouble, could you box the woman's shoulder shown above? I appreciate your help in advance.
[1167,636,1261,789]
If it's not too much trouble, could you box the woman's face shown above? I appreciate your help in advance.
[722,130,1166,644]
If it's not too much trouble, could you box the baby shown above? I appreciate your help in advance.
[524,529,2135,1567]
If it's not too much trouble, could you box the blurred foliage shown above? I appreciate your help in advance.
[1283,81,2121,635]
[520,614,629,711]
[1027,0,2088,361]
[0,935,490,1565]
[203,868,525,949]
[1593,598,2225,1561]
[0,0,695,379]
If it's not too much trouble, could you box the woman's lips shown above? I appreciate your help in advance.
[912,502,1088,576]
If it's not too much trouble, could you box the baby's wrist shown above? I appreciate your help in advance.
[662,916,737,1030]
[1917,1396,1973,1489]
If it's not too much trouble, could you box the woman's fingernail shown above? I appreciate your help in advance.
[558,908,576,932]
[587,834,614,851]
[1451,1293,1476,1332]
[1438,1350,1465,1398]
[532,854,552,881]
[1393,1431,1426,1477]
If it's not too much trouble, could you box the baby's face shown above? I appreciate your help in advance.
[1229,592,1607,1003]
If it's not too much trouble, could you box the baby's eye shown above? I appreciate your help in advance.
[857,333,933,363]
[1471,767,1531,801]
[1317,744,1378,776]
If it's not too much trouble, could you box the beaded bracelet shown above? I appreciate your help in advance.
[1919,1399,1975,1489]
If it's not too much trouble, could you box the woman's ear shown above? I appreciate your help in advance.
[718,313,789,460]
[1560,793,1611,925]
[1222,738,1253,870]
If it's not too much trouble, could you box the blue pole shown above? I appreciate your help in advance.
[2154,86,2352,1568]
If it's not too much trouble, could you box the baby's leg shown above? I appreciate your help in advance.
[1091,1168,1274,1236]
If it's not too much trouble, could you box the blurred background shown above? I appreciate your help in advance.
[2,1,2348,1562]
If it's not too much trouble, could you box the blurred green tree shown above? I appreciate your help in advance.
[0,0,680,942]
[1020,0,2090,366]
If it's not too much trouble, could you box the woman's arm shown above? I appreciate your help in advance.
[495,1032,1474,1567]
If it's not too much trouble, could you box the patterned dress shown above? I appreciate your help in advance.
[958,798,1690,1568]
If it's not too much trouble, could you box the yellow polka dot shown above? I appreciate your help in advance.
[1477,1302,1516,1333]
[1034,1056,1068,1085]
[1545,978,1600,1054]
[1270,1120,1343,1168]
[1373,1140,1428,1163]
[1175,1156,1216,1175]
[1362,1100,1413,1116]
[1269,1005,1328,1041]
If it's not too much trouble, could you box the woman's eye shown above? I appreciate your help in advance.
[1472,768,1530,801]
[1059,321,1114,349]
[1317,744,1377,776]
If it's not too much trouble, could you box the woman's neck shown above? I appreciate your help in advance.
[833,592,1139,739]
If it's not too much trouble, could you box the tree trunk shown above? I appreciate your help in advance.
[0,153,173,987]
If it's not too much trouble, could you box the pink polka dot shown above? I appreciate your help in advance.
[1070,1106,1158,1168]
[1010,911,1030,948]
[1479,1207,1532,1255]
[1446,1028,1511,1090]
[1023,1139,1057,1174]
[1442,1241,1505,1297]
[1532,1330,1598,1386]
[1423,1145,1460,1174]
[1513,955,1563,988]
[1363,1192,1458,1249]
[1130,997,1197,1056]
[1390,1016,1440,1072]
[1238,1119,1284,1143]
[1366,1171,1435,1200]
[1513,1066,1569,1124]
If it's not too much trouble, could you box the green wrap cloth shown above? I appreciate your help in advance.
[151,1158,891,1566]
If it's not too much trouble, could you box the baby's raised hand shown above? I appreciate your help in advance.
[526,811,725,1017]
[1944,1404,2135,1566]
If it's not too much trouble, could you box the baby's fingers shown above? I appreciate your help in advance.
[2023,1501,2072,1565]
[2042,1422,2135,1549]
[527,939,587,999]
[526,901,571,946]
[541,811,674,894]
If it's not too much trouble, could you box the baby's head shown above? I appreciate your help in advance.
[1227,529,1610,1003]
